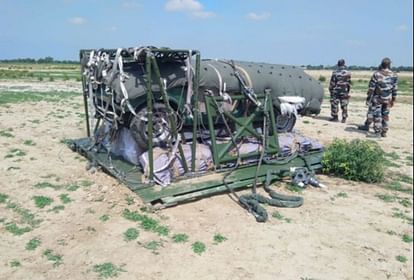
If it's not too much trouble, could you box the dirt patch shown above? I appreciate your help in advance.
[0,78,412,280]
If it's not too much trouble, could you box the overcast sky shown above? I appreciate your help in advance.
[0,0,412,66]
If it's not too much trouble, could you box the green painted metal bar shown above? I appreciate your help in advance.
[159,173,281,207]
[267,94,279,152]
[69,137,323,206]
[191,52,201,173]
[79,52,91,138]
[135,151,323,203]
[149,55,189,173]
[218,111,260,161]
[204,96,220,167]
[145,54,154,181]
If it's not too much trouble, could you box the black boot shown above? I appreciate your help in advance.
[329,116,339,122]
[381,131,387,137]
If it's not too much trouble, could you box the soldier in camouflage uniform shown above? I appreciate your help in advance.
[329,59,352,123]
[358,58,398,137]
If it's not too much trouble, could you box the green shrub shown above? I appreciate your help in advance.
[322,139,385,183]
[318,75,326,82]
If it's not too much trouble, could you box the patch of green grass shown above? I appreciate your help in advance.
[34,181,83,192]
[4,148,26,158]
[125,195,134,205]
[376,193,396,203]
[142,241,163,254]
[172,233,189,243]
[384,151,400,160]
[65,183,80,191]
[392,209,413,225]
[4,223,32,236]
[93,263,126,279]
[80,180,93,187]
[0,91,80,106]
[122,209,143,222]
[123,228,139,242]
[303,120,310,124]
[43,249,63,267]
[398,198,412,208]
[286,183,303,193]
[26,238,41,250]
[141,217,169,236]
[402,234,413,243]
[59,193,72,204]
[385,181,412,194]
[388,171,413,184]
[5,201,42,227]
[29,119,41,124]
[34,181,62,190]
[405,155,413,166]
[122,209,169,236]
[192,241,206,255]
[23,140,36,146]
[396,255,407,263]
[33,196,53,208]
[0,130,14,138]
[213,234,227,244]
[336,192,348,198]
[272,211,285,220]
[10,260,21,267]
[387,230,397,236]
[322,139,385,183]
[0,192,8,203]
[99,215,110,222]
[271,211,292,223]
[384,159,401,168]
[48,205,65,213]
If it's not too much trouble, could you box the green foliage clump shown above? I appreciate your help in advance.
[123,228,139,242]
[0,192,9,203]
[26,238,41,250]
[192,241,206,255]
[10,260,21,267]
[33,196,53,208]
[396,255,407,263]
[318,75,326,82]
[172,233,189,243]
[5,223,32,235]
[213,234,227,244]
[43,249,63,267]
[322,139,385,183]
[93,263,126,278]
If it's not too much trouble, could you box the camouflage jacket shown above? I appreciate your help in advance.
[329,66,351,95]
[368,69,398,99]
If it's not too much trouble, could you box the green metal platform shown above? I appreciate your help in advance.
[69,138,323,208]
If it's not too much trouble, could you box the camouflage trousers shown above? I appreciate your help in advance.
[365,96,391,133]
[330,94,349,119]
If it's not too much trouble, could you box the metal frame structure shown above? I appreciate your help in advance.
[70,47,324,209]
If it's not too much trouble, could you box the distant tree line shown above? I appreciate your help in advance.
[0,56,78,64]
[303,64,413,72]
[0,57,412,71]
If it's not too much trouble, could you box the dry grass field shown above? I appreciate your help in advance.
[0,66,412,280]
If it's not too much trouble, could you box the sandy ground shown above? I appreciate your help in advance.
[0,78,413,280]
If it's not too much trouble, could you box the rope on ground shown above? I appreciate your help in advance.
[239,170,304,223]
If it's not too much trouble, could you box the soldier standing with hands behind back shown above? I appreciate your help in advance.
[358,57,398,137]
[329,59,352,123]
